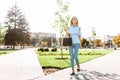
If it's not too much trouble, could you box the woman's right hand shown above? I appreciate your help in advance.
[80,44,83,49]
[64,28,69,37]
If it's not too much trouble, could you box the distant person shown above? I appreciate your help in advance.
[64,16,82,75]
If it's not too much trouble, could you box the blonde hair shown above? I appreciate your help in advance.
[70,16,78,26]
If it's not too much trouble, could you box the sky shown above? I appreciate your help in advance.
[0,0,120,39]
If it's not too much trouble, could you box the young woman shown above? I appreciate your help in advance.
[64,16,82,75]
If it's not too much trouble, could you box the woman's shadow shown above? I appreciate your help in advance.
[70,69,120,80]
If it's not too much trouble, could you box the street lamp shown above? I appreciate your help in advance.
[92,27,96,48]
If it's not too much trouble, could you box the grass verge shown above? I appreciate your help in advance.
[0,49,16,55]
[36,49,112,69]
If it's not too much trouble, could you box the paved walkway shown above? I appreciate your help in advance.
[0,48,45,80]
[1,49,120,80]
[46,50,120,80]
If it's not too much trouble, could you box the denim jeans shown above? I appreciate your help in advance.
[69,43,80,68]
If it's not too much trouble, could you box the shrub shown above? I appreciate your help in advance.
[44,48,49,52]
[0,52,2,55]
[0,52,7,55]
[51,48,57,52]
[39,48,44,52]
[38,49,40,51]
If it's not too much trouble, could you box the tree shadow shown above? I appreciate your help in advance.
[55,57,70,65]
[72,69,120,80]
[63,59,70,65]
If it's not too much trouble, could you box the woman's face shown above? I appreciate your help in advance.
[72,19,78,25]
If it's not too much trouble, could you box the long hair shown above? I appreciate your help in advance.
[70,16,78,26]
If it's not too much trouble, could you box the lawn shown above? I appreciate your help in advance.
[36,49,112,69]
[0,49,16,55]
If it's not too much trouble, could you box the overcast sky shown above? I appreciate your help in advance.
[0,0,120,38]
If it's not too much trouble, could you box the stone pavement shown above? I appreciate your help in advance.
[0,48,45,80]
[46,50,120,80]
[1,49,120,80]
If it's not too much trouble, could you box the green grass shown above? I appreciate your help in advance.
[36,49,112,69]
[0,49,16,55]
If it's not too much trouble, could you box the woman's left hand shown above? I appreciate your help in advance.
[64,28,68,32]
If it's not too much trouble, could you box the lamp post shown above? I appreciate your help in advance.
[103,35,106,49]
[92,27,96,49]
[106,35,113,48]
[109,36,112,48]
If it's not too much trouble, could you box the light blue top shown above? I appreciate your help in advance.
[68,26,82,44]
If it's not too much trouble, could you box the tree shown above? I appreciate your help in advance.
[52,0,70,58]
[95,39,102,47]
[52,0,70,44]
[4,5,30,49]
[112,34,120,47]
[0,24,6,45]
[39,37,56,47]
[81,38,89,48]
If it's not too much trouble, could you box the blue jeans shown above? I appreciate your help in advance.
[69,43,80,68]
